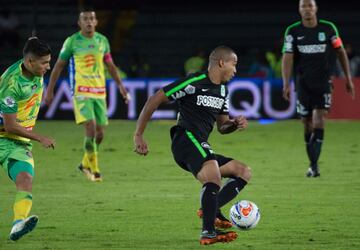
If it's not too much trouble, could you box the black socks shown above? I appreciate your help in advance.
[305,128,324,168]
[218,177,247,208]
[201,182,220,232]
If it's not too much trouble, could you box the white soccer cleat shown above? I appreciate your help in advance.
[9,215,39,241]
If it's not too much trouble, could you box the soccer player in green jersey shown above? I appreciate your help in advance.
[0,37,54,241]
[45,8,130,182]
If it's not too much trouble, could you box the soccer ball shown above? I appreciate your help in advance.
[229,200,260,230]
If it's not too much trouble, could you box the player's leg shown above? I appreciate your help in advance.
[84,120,100,179]
[91,98,108,181]
[296,86,317,175]
[197,160,237,245]
[302,116,314,169]
[197,160,222,235]
[308,108,326,177]
[218,159,251,208]
[73,97,97,179]
[4,142,38,241]
[91,125,105,181]
[306,89,330,177]
[170,128,236,245]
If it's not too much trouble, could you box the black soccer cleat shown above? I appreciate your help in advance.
[306,166,320,178]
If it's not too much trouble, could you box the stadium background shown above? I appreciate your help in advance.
[0,1,360,249]
[1,0,359,120]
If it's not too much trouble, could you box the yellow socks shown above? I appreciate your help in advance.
[13,191,32,223]
[83,137,100,173]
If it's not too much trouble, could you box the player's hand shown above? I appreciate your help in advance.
[38,135,55,149]
[234,116,248,130]
[345,80,356,99]
[119,85,130,104]
[134,134,149,156]
[44,90,54,106]
[282,84,291,101]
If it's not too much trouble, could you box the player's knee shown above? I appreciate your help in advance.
[85,121,96,136]
[96,131,104,143]
[198,173,222,187]
[233,162,252,182]
[197,160,222,186]
[15,172,33,191]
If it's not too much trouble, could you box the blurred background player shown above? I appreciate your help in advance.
[0,37,54,241]
[134,46,252,245]
[184,47,206,76]
[282,0,355,177]
[45,8,130,182]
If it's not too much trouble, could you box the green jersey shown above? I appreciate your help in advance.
[59,32,111,99]
[0,60,44,142]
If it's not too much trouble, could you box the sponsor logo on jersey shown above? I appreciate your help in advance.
[318,32,326,42]
[184,84,195,94]
[285,35,293,42]
[221,85,226,97]
[201,142,211,149]
[3,96,15,107]
[84,54,96,68]
[24,94,40,112]
[297,44,326,54]
[78,86,106,94]
[197,95,225,109]
[171,90,186,99]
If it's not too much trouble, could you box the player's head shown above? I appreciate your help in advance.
[299,0,317,21]
[78,7,97,36]
[208,46,237,83]
[23,37,51,77]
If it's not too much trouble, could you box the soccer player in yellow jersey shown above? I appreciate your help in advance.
[0,37,54,241]
[45,8,129,182]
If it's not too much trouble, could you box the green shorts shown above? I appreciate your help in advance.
[0,138,35,181]
[73,96,108,125]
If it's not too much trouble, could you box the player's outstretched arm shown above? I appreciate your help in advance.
[281,53,294,101]
[105,60,130,104]
[335,47,356,99]
[44,59,67,105]
[3,113,55,149]
[217,114,248,134]
[134,89,169,155]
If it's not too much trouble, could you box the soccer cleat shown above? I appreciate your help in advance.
[199,229,238,245]
[9,215,38,241]
[199,230,217,245]
[92,172,103,182]
[78,164,93,180]
[197,209,233,229]
[215,229,238,243]
[306,166,320,178]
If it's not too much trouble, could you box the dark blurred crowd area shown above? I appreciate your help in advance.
[1,0,360,78]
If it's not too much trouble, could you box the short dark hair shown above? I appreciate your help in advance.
[79,6,95,13]
[23,37,51,57]
[209,45,235,63]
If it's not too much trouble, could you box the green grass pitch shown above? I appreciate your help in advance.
[0,120,359,249]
